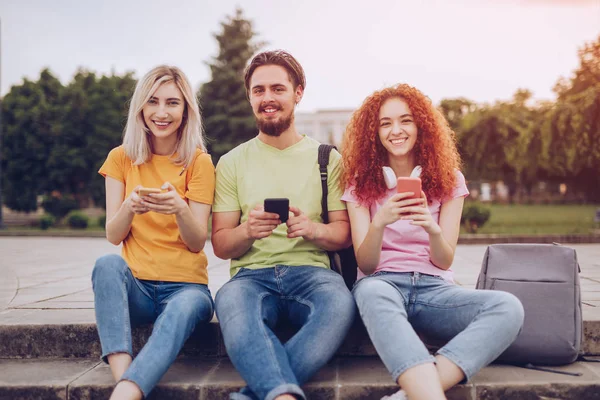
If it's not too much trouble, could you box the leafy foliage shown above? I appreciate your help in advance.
[67,211,89,229]
[461,202,492,233]
[198,8,264,164]
[39,214,56,230]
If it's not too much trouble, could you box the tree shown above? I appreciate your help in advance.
[47,70,135,208]
[458,90,539,202]
[87,73,136,207]
[199,8,264,164]
[554,35,600,101]
[438,97,477,133]
[543,35,600,201]
[1,70,62,211]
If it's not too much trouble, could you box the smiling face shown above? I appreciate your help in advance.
[248,64,303,137]
[378,97,418,160]
[142,81,185,144]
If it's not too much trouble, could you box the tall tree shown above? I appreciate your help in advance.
[199,8,263,164]
[554,34,600,101]
[458,90,538,201]
[438,97,477,133]
[1,70,62,211]
[47,70,135,208]
[543,35,600,201]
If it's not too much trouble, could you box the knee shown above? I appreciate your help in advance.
[326,281,356,312]
[490,292,525,333]
[353,278,393,310]
[214,281,249,319]
[92,254,127,284]
[325,285,357,326]
[171,289,214,325]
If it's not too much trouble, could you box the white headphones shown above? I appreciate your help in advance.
[383,166,422,189]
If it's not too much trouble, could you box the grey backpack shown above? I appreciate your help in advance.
[476,243,582,366]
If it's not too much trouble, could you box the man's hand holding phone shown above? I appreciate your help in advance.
[286,206,317,240]
[245,199,288,240]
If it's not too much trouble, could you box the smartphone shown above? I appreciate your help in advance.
[138,187,162,197]
[264,198,290,223]
[396,177,422,199]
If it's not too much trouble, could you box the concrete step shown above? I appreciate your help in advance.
[1,357,600,400]
[0,318,598,360]
[0,319,377,360]
[0,310,600,362]
[0,320,600,358]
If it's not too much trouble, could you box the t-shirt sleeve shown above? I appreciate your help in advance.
[326,149,347,211]
[449,170,469,201]
[341,185,359,204]
[98,146,126,183]
[212,154,240,212]
[186,152,216,205]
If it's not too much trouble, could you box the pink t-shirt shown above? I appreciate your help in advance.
[342,171,469,282]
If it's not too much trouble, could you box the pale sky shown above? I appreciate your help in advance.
[1,0,599,111]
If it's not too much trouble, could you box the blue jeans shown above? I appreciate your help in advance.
[215,265,356,400]
[353,271,524,381]
[92,254,214,398]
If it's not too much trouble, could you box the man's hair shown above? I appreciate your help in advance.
[244,50,306,94]
[122,65,206,167]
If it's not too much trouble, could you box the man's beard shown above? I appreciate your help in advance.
[256,110,294,137]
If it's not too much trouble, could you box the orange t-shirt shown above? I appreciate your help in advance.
[99,146,215,284]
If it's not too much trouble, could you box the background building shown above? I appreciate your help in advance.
[295,109,354,147]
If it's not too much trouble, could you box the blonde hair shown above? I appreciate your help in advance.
[123,65,206,166]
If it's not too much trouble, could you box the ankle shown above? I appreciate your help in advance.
[274,395,299,400]
[110,380,143,400]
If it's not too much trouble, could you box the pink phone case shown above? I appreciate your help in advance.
[396,177,422,199]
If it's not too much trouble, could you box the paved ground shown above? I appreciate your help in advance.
[0,237,599,324]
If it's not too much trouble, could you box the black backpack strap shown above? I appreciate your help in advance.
[318,144,336,224]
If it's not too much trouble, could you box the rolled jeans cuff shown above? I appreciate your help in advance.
[100,349,133,364]
[391,354,436,383]
[437,348,473,382]
[265,383,306,400]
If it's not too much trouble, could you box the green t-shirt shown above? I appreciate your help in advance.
[213,135,346,277]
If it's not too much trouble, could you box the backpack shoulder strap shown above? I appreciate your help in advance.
[318,144,336,224]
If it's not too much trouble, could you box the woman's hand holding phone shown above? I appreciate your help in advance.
[399,191,442,235]
[127,186,150,215]
[373,176,439,234]
[373,192,424,229]
[138,182,187,215]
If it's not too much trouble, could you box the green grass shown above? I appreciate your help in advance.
[463,204,600,235]
[4,205,600,236]
[5,218,106,232]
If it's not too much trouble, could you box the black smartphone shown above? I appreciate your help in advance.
[264,198,289,223]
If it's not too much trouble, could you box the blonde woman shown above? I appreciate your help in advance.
[93,65,215,400]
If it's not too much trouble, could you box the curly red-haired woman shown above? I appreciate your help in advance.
[341,84,524,400]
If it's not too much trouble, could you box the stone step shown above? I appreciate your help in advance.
[1,318,599,360]
[1,357,600,400]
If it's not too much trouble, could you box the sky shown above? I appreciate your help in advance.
[0,0,599,112]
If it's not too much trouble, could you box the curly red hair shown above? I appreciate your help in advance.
[341,84,462,205]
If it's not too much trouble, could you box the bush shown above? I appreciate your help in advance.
[39,214,56,230]
[41,195,79,219]
[97,214,106,229]
[67,211,89,229]
[461,203,492,233]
